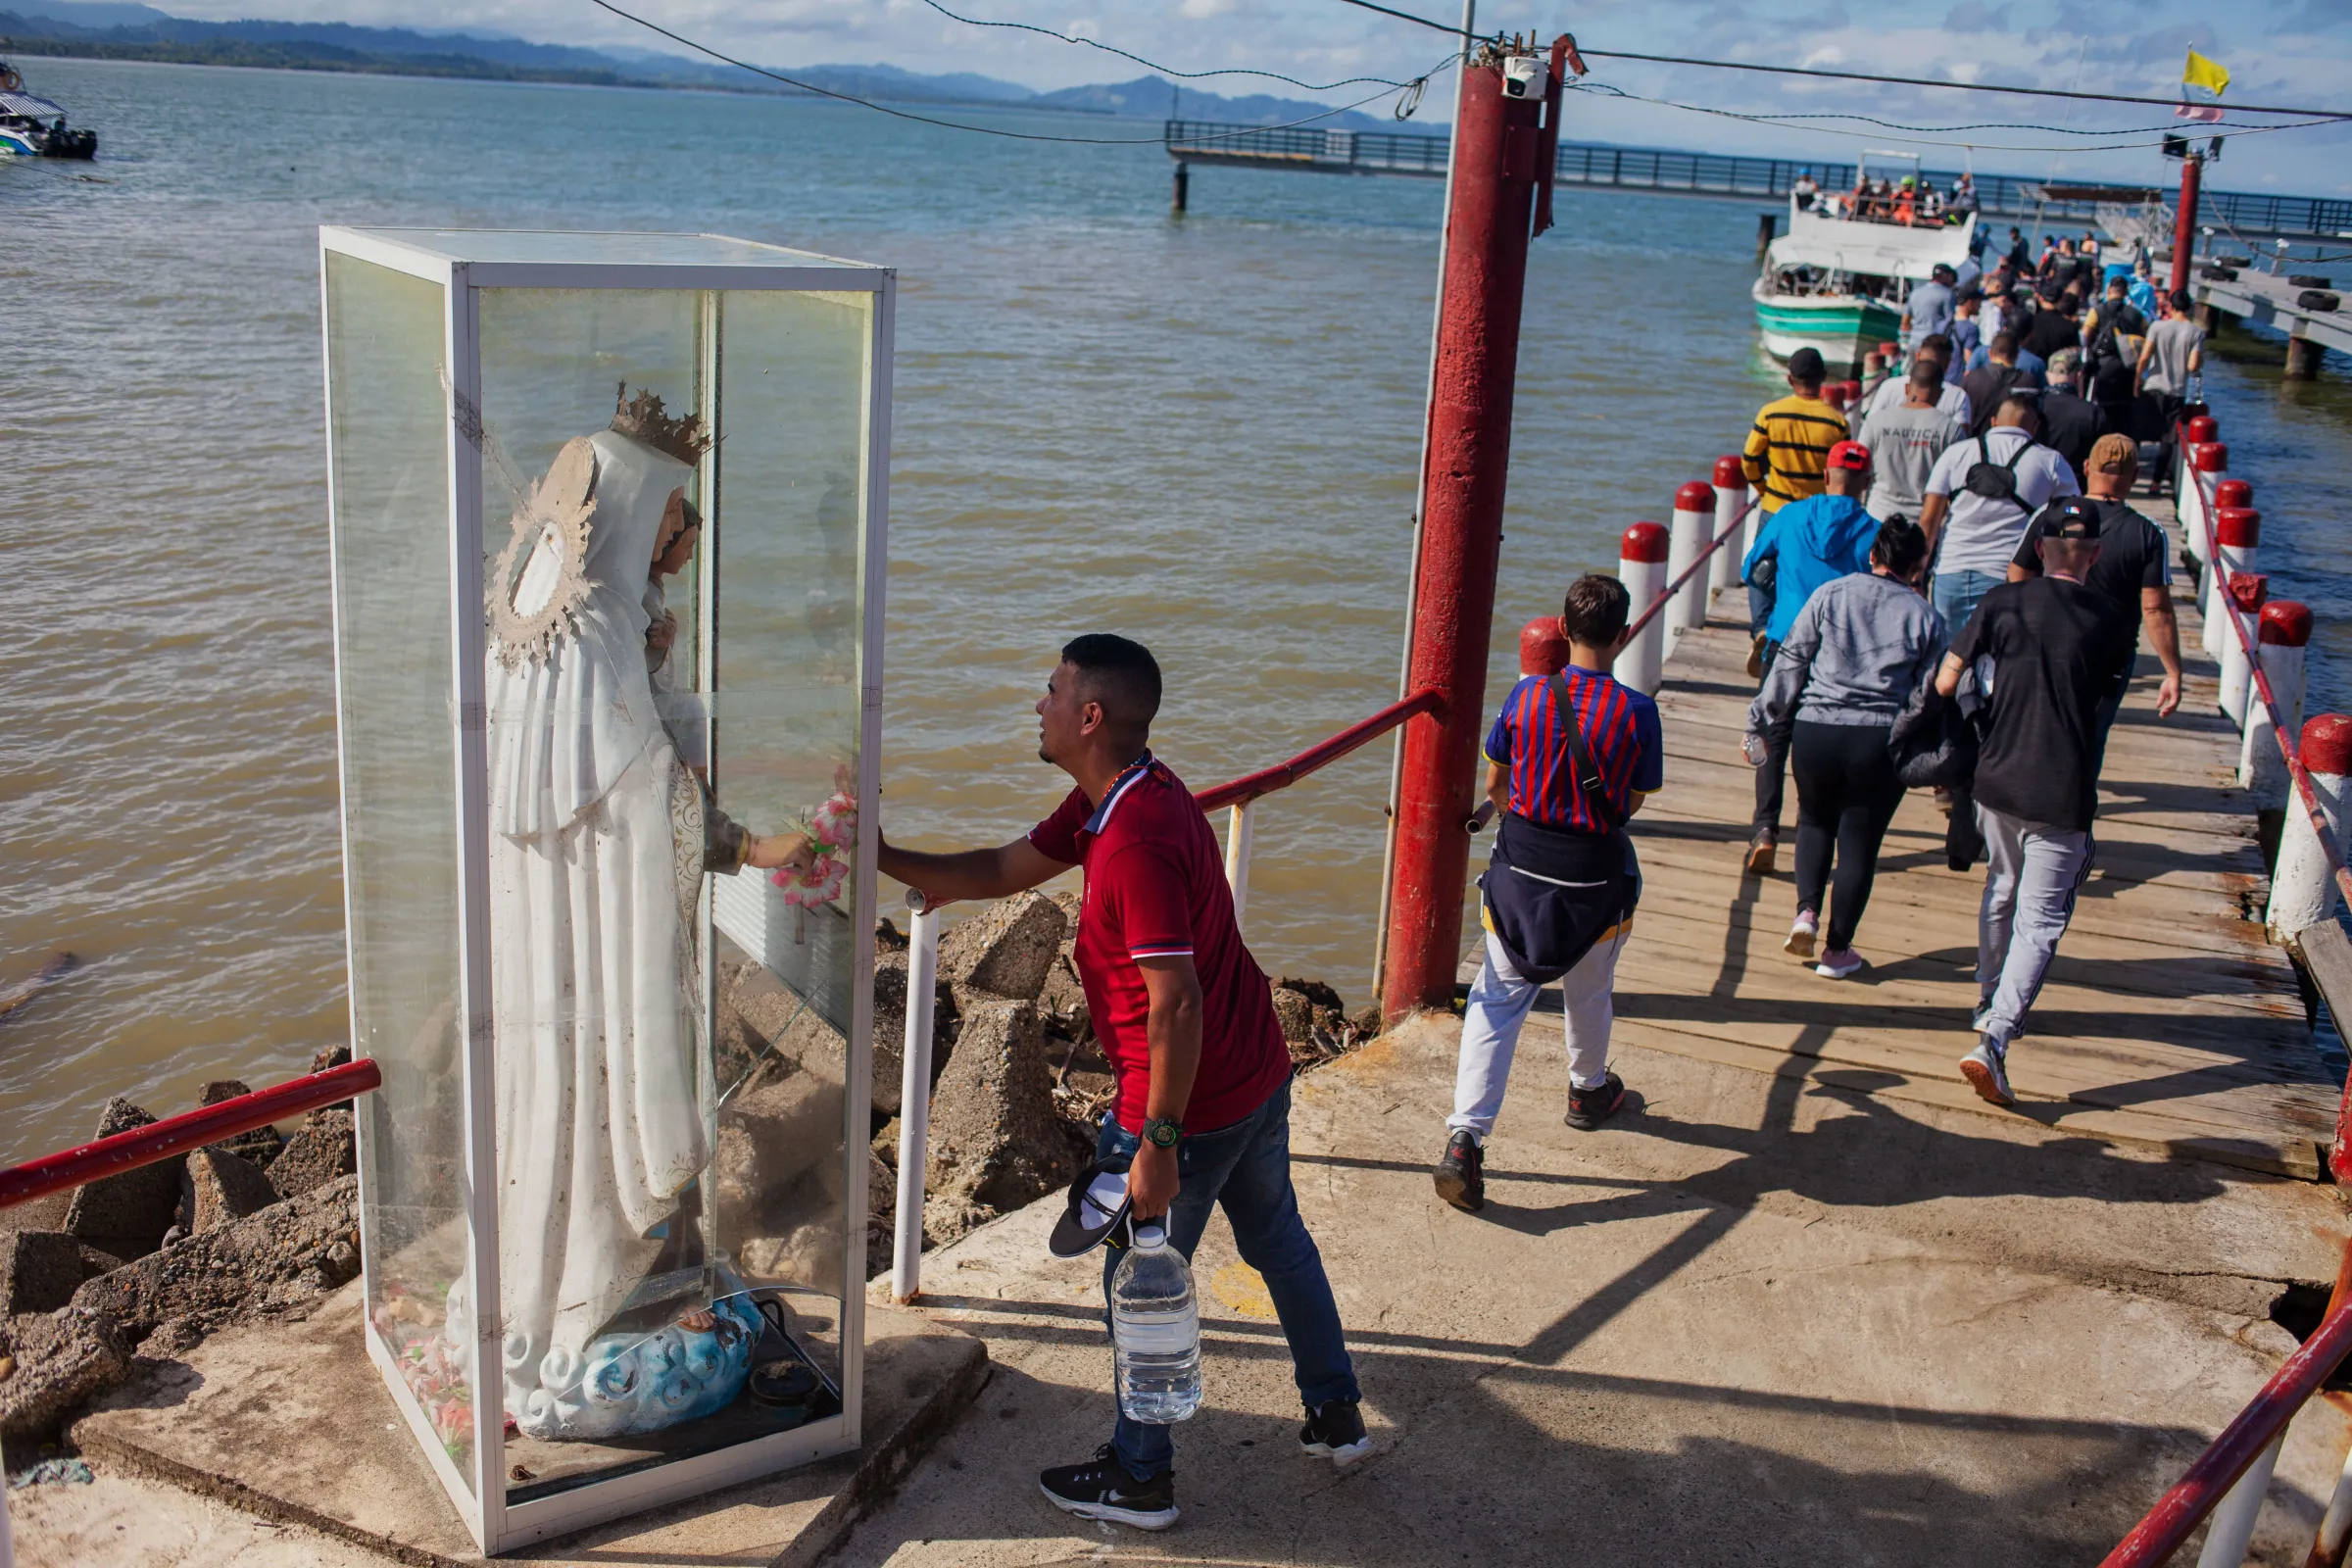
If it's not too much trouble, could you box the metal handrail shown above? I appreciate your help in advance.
[1622,492,1760,646]
[0,1058,382,1211]
[1194,687,1446,814]
[2177,429,2352,915]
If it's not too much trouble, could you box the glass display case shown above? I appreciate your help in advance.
[318,228,892,1554]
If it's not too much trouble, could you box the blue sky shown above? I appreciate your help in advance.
[152,0,2352,190]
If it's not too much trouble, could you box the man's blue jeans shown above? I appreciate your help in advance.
[1095,1076,1357,1481]
[1932,567,2006,651]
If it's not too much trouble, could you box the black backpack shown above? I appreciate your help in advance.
[1961,432,2037,515]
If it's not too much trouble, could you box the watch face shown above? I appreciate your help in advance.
[1146,1120,1180,1147]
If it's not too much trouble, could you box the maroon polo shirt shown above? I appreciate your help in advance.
[1028,753,1291,1135]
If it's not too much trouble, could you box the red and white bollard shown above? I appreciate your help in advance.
[2202,477,2251,573]
[2217,572,2268,727]
[2183,440,2228,569]
[2203,505,2259,660]
[2241,600,2312,803]
[2179,414,2219,527]
[1823,382,1850,416]
[2271,713,2352,941]
[1710,456,1745,596]
[1667,481,1714,638]
[1614,520,1669,696]
[1519,613,1569,677]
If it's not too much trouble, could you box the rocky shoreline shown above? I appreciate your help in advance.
[6,894,1370,1457]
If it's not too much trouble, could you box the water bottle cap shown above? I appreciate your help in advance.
[1132,1220,1169,1250]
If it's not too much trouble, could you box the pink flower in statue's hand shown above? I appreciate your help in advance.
[772,852,848,907]
[810,791,857,851]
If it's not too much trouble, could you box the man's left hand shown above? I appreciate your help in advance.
[1128,1142,1178,1222]
[2156,672,2181,718]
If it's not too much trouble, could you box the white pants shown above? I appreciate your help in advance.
[1448,924,1630,1139]
[1976,803,2094,1053]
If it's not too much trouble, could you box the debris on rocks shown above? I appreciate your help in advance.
[10,1456,94,1488]
[1271,978,1369,1070]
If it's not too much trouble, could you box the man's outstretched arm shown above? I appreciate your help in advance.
[877,835,1067,905]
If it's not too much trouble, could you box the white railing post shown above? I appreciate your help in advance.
[1709,457,1745,596]
[1666,482,1714,638]
[2193,1429,2284,1568]
[2206,505,2259,662]
[2271,715,2352,942]
[1614,521,1669,696]
[891,890,941,1304]
[2241,604,2310,799]
[1224,801,1254,932]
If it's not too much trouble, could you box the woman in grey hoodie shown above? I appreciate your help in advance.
[1744,518,1944,979]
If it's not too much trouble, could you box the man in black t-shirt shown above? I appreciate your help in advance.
[1936,504,2134,1108]
[2008,437,2183,751]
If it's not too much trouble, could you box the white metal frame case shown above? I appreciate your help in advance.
[318,227,895,1555]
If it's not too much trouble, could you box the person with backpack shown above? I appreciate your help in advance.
[1958,334,2032,437]
[1433,575,1661,1213]
[1744,519,1943,979]
[1917,389,2081,642]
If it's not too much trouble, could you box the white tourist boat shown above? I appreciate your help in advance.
[0,61,98,159]
[1754,152,1975,375]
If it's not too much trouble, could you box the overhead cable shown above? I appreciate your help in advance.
[590,0,1441,144]
[913,0,1417,93]
[1313,2,2352,121]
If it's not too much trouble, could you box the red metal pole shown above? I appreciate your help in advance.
[2170,152,2203,298]
[1381,51,1546,1022]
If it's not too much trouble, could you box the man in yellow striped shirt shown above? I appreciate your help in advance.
[1740,347,1850,514]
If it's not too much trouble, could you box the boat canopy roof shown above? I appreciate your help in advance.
[0,90,66,122]
[1769,206,1977,282]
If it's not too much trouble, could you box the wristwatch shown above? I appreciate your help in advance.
[1141,1117,1184,1150]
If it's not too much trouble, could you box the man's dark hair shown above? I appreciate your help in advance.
[1908,358,1943,389]
[1920,332,1953,358]
[1059,633,1162,744]
[1560,574,1631,648]
[1996,388,2041,424]
[2169,288,2193,314]
[1870,517,1929,578]
[1989,331,2017,358]
[2106,275,2128,294]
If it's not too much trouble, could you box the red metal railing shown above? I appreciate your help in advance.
[0,1059,381,1211]
[1195,687,1446,813]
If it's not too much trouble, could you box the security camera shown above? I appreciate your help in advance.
[1502,56,1549,100]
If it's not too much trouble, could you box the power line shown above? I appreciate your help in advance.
[1576,46,2351,122]
[912,0,1417,93]
[590,0,1441,145]
[1313,2,2352,121]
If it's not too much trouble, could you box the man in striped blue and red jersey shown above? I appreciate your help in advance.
[1433,576,1664,1214]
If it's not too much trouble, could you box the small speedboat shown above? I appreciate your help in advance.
[0,62,98,159]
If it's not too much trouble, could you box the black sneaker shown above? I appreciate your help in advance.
[1298,1396,1372,1465]
[1565,1071,1627,1131]
[1432,1129,1484,1212]
[1038,1445,1177,1531]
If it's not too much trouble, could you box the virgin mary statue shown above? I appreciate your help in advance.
[457,390,760,1442]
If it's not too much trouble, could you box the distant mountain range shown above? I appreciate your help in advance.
[0,2,1401,129]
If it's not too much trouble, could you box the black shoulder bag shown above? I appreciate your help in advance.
[1547,671,1623,833]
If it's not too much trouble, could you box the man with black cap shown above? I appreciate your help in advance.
[1935,501,2134,1108]
[878,633,1365,1531]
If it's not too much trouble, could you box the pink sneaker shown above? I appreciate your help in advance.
[1784,909,1818,958]
[1815,948,1865,980]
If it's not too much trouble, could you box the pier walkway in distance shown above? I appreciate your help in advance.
[1605,499,2336,1180]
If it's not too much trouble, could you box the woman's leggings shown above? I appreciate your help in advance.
[1789,719,1905,952]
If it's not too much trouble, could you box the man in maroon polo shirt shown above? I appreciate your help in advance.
[878,634,1364,1532]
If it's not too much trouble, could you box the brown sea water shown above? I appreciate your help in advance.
[6,57,2347,1156]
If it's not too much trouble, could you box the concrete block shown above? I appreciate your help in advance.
[184,1149,278,1236]
[0,1232,90,1316]
[715,1065,845,1248]
[924,995,1081,1229]
[939,891,1067,1001]
[267,1108,355,1202]
[0,1304,128,1441]
[61,1099,182,1258]
[74,1176,358,1349]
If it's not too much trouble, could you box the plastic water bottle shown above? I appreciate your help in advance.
[1111,1222,1201,1423]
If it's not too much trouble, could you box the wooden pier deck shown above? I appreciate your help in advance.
[1538,504,2340,1179]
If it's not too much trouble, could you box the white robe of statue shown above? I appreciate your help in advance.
[478,427,708,1440]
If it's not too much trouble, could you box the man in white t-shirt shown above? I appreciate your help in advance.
[1860,361,1965,525]
[1917,388,2081,639]
[1862,333,1973,429]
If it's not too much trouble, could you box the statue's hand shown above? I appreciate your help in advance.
[647,611,678,655]
[746,832,816,873]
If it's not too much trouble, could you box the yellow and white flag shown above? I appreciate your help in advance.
[2183,49,2230,97]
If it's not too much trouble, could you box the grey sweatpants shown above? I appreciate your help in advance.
[1976,803,2095,1052]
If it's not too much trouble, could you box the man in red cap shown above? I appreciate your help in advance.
[1737,439,1880,874]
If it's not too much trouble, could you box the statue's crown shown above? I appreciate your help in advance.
[611,383,710,466]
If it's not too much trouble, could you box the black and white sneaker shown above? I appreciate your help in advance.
[1298,1397,1372,1465]
[1038,1445,1177,1531]
[1433,1129,1484,1212]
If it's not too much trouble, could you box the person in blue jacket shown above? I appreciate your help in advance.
[1740,439,1880,875]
